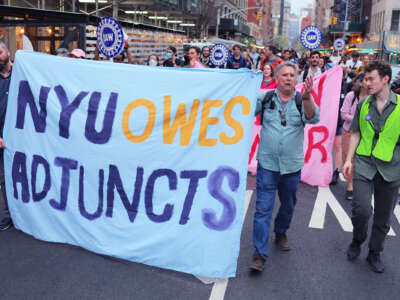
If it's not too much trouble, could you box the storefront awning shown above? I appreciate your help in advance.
[0,5,90,26]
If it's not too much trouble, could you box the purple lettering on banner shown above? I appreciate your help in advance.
[202,166,239,231]
[15,81,49,132]
[31,155,51,202]
[106,165,143,222]
[54,85,89,139]
[78,167,103,221]
[49,157,78,211]
[12,151,30,203]
[85,92,118,144]
[145,169,177,223]
[179,170,208,225]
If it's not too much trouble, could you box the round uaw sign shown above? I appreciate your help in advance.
[210,43,229,66]
[333,38,345,51]
[97,17,124,58]
[300,26,322,50]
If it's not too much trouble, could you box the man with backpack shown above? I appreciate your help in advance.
[299,50,322,82]
[250,62,320,272]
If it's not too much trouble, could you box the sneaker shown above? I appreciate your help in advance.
[0,217,12,231]
[275,232,291,251]
[249,254,266,272]
[347,241,361,261]
[366,251,384,273]
[330,169,339,185]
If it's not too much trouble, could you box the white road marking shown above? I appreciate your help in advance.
[309,187,397,236]
[371,195,396,236]
[309,187,353,232]
[209,278,229,300]
[394,204,400,225]
[200,189,253,300]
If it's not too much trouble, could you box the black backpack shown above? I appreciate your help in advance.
[259,90,303,125]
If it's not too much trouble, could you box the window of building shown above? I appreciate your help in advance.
[391,10,400,31]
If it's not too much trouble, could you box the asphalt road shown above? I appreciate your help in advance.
[1,175,399,300]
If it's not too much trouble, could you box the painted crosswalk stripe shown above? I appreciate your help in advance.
[206,189,254,300]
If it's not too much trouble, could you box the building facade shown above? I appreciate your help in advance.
[247,0,273,44]
[370,0,400,34]
[289,13,300,47]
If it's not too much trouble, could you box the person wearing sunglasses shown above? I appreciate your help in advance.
[250,61,320,272]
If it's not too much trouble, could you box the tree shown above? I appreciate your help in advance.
[273,35,289,49]
[196,0,217,38]
[295,39,307,53]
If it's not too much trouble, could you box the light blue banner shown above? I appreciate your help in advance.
[5,51,261,278]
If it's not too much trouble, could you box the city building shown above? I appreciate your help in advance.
[247,0,273,44]
[271,0,281,38]
[327,0,365,46]
[300,4,313,20]
[314,0,332,30]
[282,1,290,38]
[362,0,400,61]
[289,13,300,47]
[209,0,251,41]
[301,16,312,31]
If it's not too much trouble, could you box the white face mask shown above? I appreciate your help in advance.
[149,59,157,66]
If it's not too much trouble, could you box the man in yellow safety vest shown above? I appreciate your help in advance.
[343,61,400,273]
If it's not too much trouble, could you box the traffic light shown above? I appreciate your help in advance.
[257,10,262,21]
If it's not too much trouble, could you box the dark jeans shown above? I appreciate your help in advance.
[352,172,399,252]
[0,150,9,217]
[253,165,301,258]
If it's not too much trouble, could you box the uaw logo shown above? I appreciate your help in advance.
[300,26,322,50]
[210,44,229,66]
[97,17,124,58]
[334,38,345,51]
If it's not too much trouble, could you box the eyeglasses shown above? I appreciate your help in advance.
[279,110,287,126]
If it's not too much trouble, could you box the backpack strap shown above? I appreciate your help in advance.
[294,92,302,115]
[260,91,304,125]
[259,90,275,125]
[294,92,305,126]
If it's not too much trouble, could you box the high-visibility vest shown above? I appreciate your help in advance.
[356,95,400,162]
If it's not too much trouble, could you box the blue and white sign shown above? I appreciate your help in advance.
[300,26,322,50]
[210,43,230,66]
[333,38,346,51]
[97,17,124,58]
[5,50,262,278]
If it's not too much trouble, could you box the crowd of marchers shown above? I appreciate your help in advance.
[1,40,400,275]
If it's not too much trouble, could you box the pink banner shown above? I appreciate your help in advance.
[248,66,343,186]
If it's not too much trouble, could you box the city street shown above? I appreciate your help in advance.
[1,175,399,300]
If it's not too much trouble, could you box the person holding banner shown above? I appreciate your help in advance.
[250,62,320,272]
[0,41,12,230]
[187,46,205,69]
[344,61,400,273]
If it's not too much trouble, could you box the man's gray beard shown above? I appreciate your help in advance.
[0,56,10,72]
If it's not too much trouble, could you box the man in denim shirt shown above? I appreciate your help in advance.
[250,61,320,271]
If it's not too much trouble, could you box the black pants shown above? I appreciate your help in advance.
[352,172,399,252]
[0,150,8,217]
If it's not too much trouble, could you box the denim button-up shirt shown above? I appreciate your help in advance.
[255,89,320,174]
